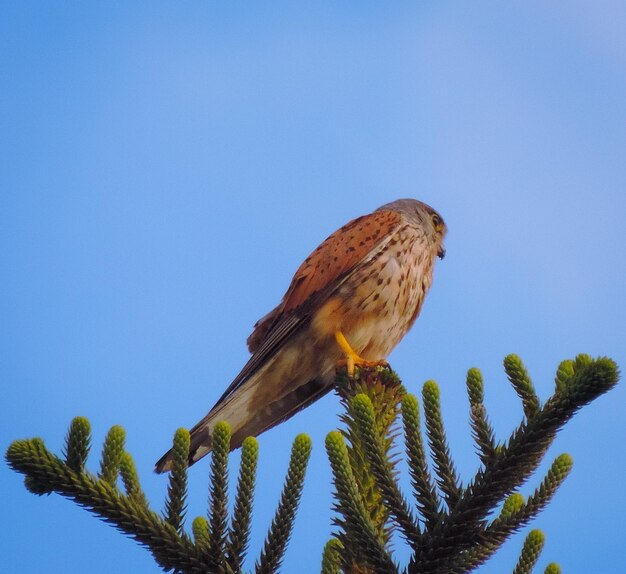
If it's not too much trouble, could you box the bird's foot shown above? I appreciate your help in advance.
[334,331,388,376]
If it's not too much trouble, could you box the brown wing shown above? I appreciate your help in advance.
[246,209,403,352]
[282,209,403,312]
[238,209,402,364]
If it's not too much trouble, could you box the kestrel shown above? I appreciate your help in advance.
[155,198,446,472]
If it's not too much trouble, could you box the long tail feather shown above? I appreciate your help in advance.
[154,376,331,473]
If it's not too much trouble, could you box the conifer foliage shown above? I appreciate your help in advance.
[6,417,312,573]
[323,354,618,573]
[6,353,619,573]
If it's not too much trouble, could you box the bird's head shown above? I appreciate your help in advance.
[378,198,447,259]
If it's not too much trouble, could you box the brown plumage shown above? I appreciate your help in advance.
[155,198,446,473]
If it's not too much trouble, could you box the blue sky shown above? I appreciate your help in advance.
[2,2,625,573]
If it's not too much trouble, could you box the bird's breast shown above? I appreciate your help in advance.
[312,225,435,360]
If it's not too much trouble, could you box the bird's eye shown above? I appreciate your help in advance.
[431,214,443,230]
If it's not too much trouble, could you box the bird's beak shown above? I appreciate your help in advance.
[437,244,446,259]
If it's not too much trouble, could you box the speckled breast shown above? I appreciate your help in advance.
[317,222,437,361]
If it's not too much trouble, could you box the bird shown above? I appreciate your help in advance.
[155,198,446,473]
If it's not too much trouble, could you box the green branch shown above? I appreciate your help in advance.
[6,353,618,574]
[350,393,421,546]
[256,434,312,574]
[164,428,190,533]
[324,354,618,574]
[227,436,259,571]
[402,394,441,529]
[6,420,310,574]
[326,430,398,574]
[411,355,618,574]
[208,421,231,566]
[422,380,462,509]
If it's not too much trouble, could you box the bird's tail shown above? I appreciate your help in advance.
[154,376,331,473]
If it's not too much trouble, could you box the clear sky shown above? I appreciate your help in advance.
[2,2,625,573]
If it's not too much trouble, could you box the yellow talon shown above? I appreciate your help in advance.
[334,331,387,376]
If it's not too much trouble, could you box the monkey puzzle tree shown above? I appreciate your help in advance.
[6,354,619,573]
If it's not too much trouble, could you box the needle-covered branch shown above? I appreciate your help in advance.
[325,354,618,574]
[164,428,190,534]
[227,436,259,572]
[208,421,231,566]
[349,393,421,546]
[422,380,463,509]
[512,530,545,574]
[402,394,441,529]
[255,434,312,574]
[6,353,618,574]
[326,430,399,574]
[466,368,498,467]
[6,419,310,574]
[321,539,343,574]
[411,355,618,574]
